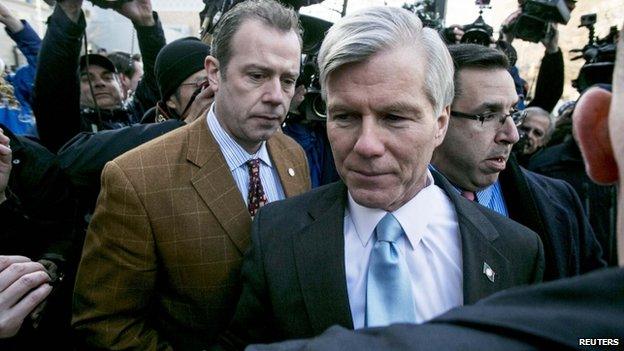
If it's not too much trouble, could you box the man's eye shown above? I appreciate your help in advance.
[479,112,501,123]
[249,72,264,80]
[385,114,405,122]
[331,113,351,121]
[282,78,296,86]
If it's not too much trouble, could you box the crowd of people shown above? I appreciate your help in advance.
[0,0,621,350]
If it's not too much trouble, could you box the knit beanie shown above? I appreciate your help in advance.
[155,37,210,101]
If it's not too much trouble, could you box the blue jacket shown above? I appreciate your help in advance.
[3,20,40,137]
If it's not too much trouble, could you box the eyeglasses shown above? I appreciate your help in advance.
[180,79,209,90]
[450,108,526,127]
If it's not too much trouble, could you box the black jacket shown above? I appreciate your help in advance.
[0,124,78,350]
[33,5,165,152]
[249,267,624,351]
[57,119,185,215]
[500,156,607,280]
[527,138,618,266]
[527,49,564,113]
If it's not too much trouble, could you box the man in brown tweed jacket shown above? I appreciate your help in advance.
[71,1,310,349]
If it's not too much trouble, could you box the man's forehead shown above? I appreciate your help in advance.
[458,67,513,84]
[457,68,517,105]
[80,65,114,75]
[233,18,301,47]
[525,112,550,122]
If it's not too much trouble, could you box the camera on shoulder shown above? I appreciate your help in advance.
[571,14,619,92]
[502,0,571,43]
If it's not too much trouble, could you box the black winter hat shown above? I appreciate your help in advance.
[80,54,117,74]
[155,37,210,101]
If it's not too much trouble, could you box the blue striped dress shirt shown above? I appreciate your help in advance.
[206,105,286,205]
[473,181,509,217]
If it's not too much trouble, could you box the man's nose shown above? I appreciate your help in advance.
[262,78,286,106]
[91,75,105,87]
[352,117,385,157]
[497,117,520,145]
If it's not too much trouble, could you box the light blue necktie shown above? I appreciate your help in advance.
[365,213,417,327]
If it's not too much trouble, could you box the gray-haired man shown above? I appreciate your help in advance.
[219,6,543,350]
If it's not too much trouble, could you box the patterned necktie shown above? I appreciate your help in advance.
[366,213,417,327]
[461,190,477,202]
[246,158,268,217]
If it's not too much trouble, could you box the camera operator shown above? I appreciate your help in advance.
[499,0,576,113]
[54,37,214,222]
[33,0,165,152]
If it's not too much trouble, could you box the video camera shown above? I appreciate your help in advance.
[571,14,619,93]
[502,0,571,43]
[461,14,494,46]
[441,0,493,47]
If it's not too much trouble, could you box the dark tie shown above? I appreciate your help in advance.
[365,213,417,327]
[247,158,268,217]
[461,190,476,202]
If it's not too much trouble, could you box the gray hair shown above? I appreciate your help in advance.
[317,6,454,116]
[524,106,556,139]
[208,0,301,77]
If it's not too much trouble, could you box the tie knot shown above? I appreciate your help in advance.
[375,213,404,243]
[461,190,476,202]
[247,158,261,168]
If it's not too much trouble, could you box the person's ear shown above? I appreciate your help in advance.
[433,105,450,147]
[573,86,618,184]
[166,95,178,110]
[205,56,220,91]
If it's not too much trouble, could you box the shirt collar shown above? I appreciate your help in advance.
[475,183,496,206]
[207,103,272,171]
[347,170,435,250]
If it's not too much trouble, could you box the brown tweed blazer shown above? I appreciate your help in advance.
[72,115,311,350]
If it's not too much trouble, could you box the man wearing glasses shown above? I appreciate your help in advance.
[431,44,605,281]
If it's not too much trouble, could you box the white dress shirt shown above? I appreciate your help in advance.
[344,170,463,329]
[206,104,286,204]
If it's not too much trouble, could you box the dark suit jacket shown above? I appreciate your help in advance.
[248,267,624,351]
[72,115,311,350]
[500,156,606,280]
[220,171,544,350]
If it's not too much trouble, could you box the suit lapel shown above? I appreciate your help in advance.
[500,156,548,238]
[293,182,354,333]
[499,156,555,267]
[267,136,307,197]
[187,116,251,254]
[432,171,513,304]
